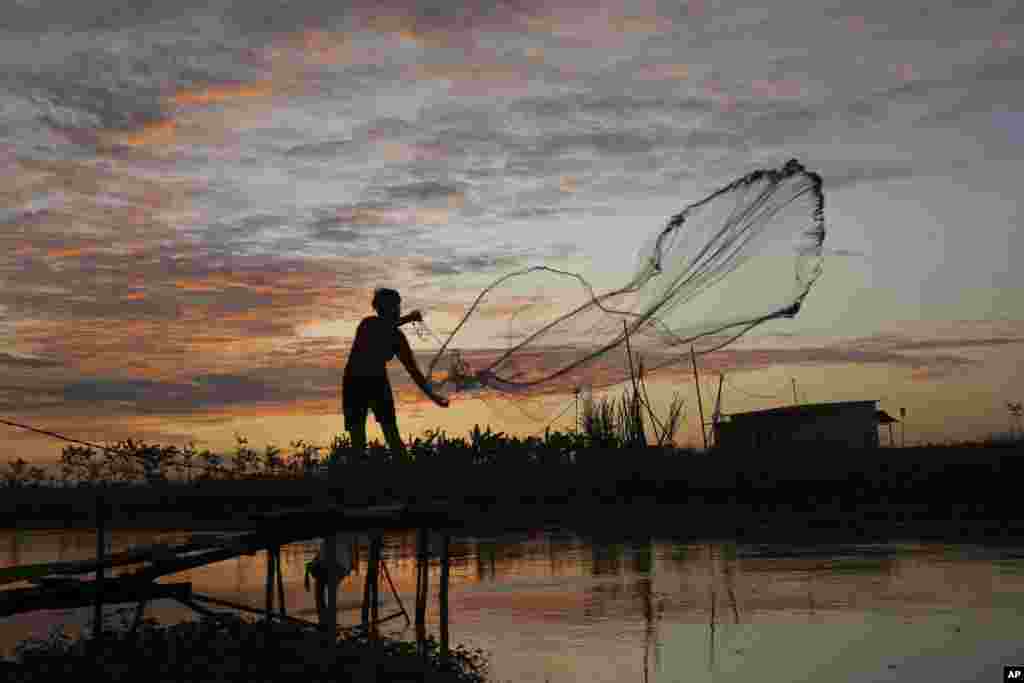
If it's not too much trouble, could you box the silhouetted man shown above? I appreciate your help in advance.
[343,288,448,459]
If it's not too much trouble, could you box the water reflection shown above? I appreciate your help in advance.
[2,529,1024,681]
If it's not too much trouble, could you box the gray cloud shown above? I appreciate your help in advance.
[63,378,189,403]
[821,164,918,190]
[384,181,465,201]
[284,139,353,158]
[514,130,670,158]
[838,333,1024,355]
[412,253,518,277]
[55,368,337,416]
[0,0,212,34]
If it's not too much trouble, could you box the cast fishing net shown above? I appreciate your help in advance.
[415,159,825,427]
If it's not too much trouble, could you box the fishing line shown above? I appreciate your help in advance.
[0,417,235,479]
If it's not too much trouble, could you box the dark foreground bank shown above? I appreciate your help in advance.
[2,611,489,683]
[5,444,1022,543]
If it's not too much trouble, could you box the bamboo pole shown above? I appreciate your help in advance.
[710,373,724,448]
[636,356,662,442]
[691,346,708,451]
[623,321,645,446]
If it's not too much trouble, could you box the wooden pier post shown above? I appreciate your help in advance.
[264,544,276,635]
[439,533,450,666]
[368,534,381,637]
[415,527,429,656]
[276,547,286,618]
[93,494,106,648]
[325,532,338,641]
[361,534,371,628]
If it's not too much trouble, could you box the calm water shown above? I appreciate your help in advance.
[2,526,1024,682]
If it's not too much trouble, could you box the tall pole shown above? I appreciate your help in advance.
[691,346,708,451]
[623,321,645,446]
[900,407,906,448]
[711,374,724,448]
[575,387,580,433]
[791,378,798,405]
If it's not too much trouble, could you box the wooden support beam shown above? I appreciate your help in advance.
[0,580,193,618]
[379,557,409,627]
[190,592,316,630]
[174,596,234,623]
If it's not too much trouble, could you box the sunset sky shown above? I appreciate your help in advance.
[2,0,1022,474]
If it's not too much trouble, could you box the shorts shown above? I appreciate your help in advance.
[342,373,396,430]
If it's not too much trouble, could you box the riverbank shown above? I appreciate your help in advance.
[5,444,1021,543]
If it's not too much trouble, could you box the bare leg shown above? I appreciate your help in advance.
[380,422,407,460]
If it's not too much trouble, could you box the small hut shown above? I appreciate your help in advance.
[713,400,894,450]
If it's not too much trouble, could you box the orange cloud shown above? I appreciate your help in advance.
[171,80,274,107]
[119,118,177,147]
[45,247,83,259]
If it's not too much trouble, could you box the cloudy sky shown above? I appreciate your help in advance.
[2,0,1022,472]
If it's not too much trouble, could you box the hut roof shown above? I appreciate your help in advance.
[723,400,878,422]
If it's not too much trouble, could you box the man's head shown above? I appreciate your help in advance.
[372,288,401,321]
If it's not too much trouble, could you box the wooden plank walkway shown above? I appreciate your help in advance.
[0,502,454,586]
[0,502,457,623]
[0,533,251,587]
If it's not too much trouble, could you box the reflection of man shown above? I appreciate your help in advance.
[304,533,357,624]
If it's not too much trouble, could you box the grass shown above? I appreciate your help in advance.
[3,402,1022,492]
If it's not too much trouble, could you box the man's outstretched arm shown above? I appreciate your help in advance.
[397,333,449,407]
